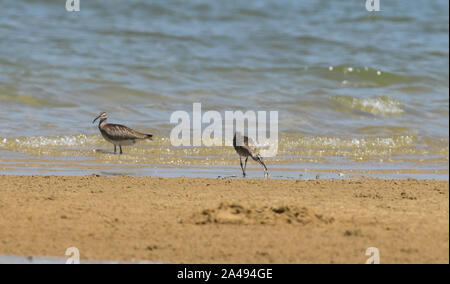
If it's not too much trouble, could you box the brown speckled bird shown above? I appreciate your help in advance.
[93,112,153,154]
[233,132,268,178]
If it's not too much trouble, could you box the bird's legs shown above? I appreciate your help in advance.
[114,145,117,154]
[120,146,123,155]
[240,156,246,177]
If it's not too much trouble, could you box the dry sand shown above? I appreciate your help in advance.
[0,175,448,264]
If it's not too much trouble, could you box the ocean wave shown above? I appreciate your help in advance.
[0,133,423,158]
[331,96,404,115]
[1,132,447,168]
[0,92,76,108]
[339,15,415,23]
[0,134,100,149]
[88,86,175,102]
[321,66,428,87]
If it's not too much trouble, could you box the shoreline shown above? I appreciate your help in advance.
[0,160,448,181]
[0,175,448,263]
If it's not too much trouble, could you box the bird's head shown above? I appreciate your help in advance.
[93,112,108,124]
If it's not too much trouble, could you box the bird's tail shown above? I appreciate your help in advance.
[146,134,153,140]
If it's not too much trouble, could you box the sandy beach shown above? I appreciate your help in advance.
[0,175,447,264]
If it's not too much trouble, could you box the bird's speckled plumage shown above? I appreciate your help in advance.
[100,123,152,141]
[93,112,153,154]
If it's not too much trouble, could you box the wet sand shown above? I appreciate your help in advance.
[0,175,448,264]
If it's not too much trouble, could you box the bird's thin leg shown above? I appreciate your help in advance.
[114,145,117,154]
[244,157,248,175]
[240,156,246,177]
[120,146,123,155]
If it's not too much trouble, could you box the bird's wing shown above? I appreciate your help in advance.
[103,124,149,140]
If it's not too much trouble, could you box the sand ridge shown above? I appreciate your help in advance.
[191,202,335,225]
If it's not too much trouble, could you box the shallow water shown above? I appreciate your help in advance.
[0,0,448,179]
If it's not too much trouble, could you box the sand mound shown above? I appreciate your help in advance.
[192,202,334,225]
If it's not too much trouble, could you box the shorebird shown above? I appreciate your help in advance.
[93,112,153,154]
[233,133,268,178]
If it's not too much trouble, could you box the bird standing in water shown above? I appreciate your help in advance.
[233,132,268,178]
[93,112,153,154]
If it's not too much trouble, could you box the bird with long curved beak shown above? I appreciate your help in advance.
[93,112,153,154]
[233,132,269,178]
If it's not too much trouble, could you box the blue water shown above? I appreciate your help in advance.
[0,0,448,178]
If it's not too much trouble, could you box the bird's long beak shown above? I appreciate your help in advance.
[259,159,268,172]
[93,115,101,124]
[258,157,269,179]
[255,154,268,172]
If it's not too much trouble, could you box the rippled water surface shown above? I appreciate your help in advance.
[0,0,448,179]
